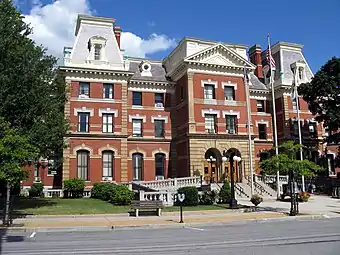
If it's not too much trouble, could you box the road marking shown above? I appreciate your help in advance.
[29,232,36,238]
[185,226,205,231]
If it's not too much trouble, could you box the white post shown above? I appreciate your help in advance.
[244,64,254,197]
[267,34,280,199]
[292,67,305,192]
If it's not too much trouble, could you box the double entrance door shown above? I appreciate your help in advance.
[204,161,240,184]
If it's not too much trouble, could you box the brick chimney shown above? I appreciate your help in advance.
[114,26,122,49]
[248,44,263,79]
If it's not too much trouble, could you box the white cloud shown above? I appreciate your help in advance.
[22,0,176,60]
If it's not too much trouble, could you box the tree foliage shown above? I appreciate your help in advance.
[0,118,38,187]
[0,0,68,158]
[298,57,340,133]
[259,141,322,178]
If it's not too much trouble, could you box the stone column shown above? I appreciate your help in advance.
[187,72,196,134]
[62,80,72,187]
[120,81,129,182]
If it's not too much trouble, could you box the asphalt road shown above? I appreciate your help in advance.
[1,218,340,255]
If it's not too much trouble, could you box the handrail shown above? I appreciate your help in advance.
[245,176,267,195]
[235,183,249,198]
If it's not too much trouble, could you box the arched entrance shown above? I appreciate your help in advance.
[204,148,222,183]
[223,148,242,183]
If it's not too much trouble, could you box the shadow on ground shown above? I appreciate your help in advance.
[0,196,57,220]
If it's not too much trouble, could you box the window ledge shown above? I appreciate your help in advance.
[132,105,143,109]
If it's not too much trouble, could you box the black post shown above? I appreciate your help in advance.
[229,152,238,209]
[210,161,214,184]
[289,171,298,216]
[179,203,183,223]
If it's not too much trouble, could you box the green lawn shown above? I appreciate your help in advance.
[0,197,233,215]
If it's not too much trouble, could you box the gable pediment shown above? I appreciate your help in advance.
[184,43,255,68]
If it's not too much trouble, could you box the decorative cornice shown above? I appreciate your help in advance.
[187,133,256,140]
[60,66,134,78]
[129,80,175,87]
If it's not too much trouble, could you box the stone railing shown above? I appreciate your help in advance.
[139,190,175,206]
[255,174,289,184]
[42,189,91,198]
[136,176,202,191]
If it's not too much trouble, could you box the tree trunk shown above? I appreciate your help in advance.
[3,183,11,226]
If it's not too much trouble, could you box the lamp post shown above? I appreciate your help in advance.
[206,156,216,184]
[222,150,242,209]
[289,169,299,216]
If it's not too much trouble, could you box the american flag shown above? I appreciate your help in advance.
[266,47,276,70]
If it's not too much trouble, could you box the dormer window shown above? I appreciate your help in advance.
[298,67,304,81]
[139,61,152,77]
[94,44,102,60]
[87,36,107,62]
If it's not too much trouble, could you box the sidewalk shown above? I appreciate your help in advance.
[2,210,303,230]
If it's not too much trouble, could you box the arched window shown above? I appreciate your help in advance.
[155,153,166,179]
[77,150,89,180]
[102,151,114,179]
[132,153,143,181]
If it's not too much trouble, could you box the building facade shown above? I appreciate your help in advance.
[22,14,332,189]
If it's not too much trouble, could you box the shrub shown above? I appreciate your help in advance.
[200,190,218,205]
[250,194,263,207]
[109,185,134,205]
[29,183,44,197]
[176,186,199,206]
[91,183,115,201]
[91,183,134,205]
[63,178,85,198]
[219,179,231,204]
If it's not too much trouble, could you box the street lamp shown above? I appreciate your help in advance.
[206,156,216,183]
[222,150,241,209]
[289,169,299,216]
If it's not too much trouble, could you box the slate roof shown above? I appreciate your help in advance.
[248,73,268,90]
[128,59,168,82]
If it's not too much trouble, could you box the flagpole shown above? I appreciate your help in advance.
[267,34,280,199]
[293,70,305,192]
[244,63,254,196]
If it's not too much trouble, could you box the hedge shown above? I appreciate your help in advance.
[176,186,199,206]
[91,183,134,205]
[63,178,85,198]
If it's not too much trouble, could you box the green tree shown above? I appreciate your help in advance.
[298,57,340,141]
[0,0,68,158]
[259,141,322,178]
[0,117,38,225]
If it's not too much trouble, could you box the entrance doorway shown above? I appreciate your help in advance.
[222,148,242,183]
[204,148,222,183]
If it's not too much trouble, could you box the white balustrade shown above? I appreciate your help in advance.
[137,176,201,191]
[255,174,289,184]
[139,190,175,206]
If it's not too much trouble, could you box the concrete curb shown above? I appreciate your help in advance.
[1,213,338,233]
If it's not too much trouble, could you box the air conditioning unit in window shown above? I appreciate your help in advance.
[155,103,164,108]
[102,177,112,182]
[79,94,89,99]
[34,177,41,182]
[155,176,164,180]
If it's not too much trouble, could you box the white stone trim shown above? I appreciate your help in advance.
[151,115,169,124]
[128,87,167,93]
[74,107,94,116]
[99,108,118,117]
[73,144,93,155]
[151,149,169,159]
[250,95,267,100]
[201,79,218,88]
[129,114,146,123]
[255,120,269,127]
[222,110,240,119]
[98,145,118,155]
[201,109,220,118]
[221,81,238,90]
[129,149,147,158]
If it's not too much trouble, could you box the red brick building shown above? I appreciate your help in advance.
[22,14,332,189]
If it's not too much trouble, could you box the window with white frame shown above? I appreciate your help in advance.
[132,153,143,181]
[132,119,143,137]
[94,44,102,60]
[103,84,113,99]
[258,124,267,140]
[77,150,89,181]
[154,93,164,107]
[205,114,217,133]
[204,84,215,99]
[155,153,166,178]
[102,113,114,133]
[154,120,165,137]
[132,91,142,106]
[298,67,304,81]
[257,100,265,112]
[78,113,90,132]
[102,151,113,178]
[226,115,237,134]
[79,82,90,97]
[224,86,235,100]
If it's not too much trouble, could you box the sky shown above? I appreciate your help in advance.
[15,0,340,73]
